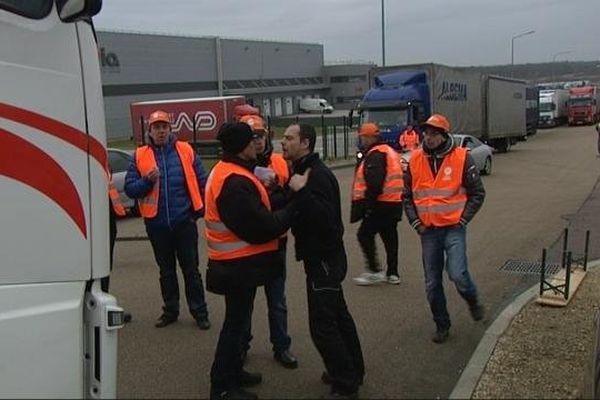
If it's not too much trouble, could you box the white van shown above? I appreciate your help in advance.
[299,98,334,114]
[0,1,123,398]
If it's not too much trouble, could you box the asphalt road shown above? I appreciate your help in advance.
[110,125,599,399]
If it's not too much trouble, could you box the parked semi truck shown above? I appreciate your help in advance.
[525,86,539,137]
[538,89,569,128]
[0,1,124,398]
[352,63,526,153]
[568,86,600,125]
[130,96,247,146]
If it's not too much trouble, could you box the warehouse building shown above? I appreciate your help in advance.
[98,30,373,139]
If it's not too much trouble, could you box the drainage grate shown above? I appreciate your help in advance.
[500,260,561,275]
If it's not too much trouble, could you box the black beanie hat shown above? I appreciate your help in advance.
[217,122,255,154]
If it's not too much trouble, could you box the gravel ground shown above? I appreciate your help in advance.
[473,268,600,399]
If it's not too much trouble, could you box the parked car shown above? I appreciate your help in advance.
[299,98,334,114]
[108,148,135,213]
[397,134,493,175]
[453,134,493,175]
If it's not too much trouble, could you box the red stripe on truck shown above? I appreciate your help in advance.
[0,128,87,238]
[0,102,107,170]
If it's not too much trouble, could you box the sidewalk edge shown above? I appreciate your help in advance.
[449,259,600,399]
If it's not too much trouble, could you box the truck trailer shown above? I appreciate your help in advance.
[0,1,124,398]
[353,63,526,153]
[538,89,569,128]
[568,86,600,125]
[130,96,246,146]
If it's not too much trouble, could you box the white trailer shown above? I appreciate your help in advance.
[538,89,569,127]
[0,1,123,398]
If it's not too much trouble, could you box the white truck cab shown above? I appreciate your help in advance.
[0,1,123,398]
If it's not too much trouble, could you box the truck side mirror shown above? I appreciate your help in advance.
[56,0,102,22]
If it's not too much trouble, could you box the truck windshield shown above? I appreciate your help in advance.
[362,109,408,128]
[539,102,556,112]
[569,98,593,107]
[0,0,52,19]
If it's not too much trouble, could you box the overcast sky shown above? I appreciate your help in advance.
[95,0,600,67]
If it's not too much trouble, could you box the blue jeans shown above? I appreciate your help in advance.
[420,225,478,330]
[146,219,208,319]
[245,269,291,354]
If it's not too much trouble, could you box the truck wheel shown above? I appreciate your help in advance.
[482,157,492,175]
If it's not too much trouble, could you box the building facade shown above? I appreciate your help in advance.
[98,30,330,139]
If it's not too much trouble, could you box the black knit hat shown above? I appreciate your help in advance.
[217,122,255,154]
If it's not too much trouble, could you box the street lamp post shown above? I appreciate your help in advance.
[381,0,386,67]
[511,29,535,76]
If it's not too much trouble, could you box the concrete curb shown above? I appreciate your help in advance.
[449,259,600,399]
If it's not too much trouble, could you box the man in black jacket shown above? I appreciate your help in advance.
[403,114,485,344]
[282,123,364,399]
[351,123,403,286]
[205,123,308,400]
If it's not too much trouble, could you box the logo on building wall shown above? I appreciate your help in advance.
[438,81,467,102]
[171,111,217,133]
[99,47,120,72]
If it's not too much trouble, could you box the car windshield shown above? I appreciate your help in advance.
[361,109,408,128]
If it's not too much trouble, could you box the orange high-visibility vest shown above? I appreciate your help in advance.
[204,161,279,261]
[409,147,468,227]
[399,129,420,151]
[352,143,404,203]
[108,171,126,217]
[269,153,290,187]
[134,141,204,218]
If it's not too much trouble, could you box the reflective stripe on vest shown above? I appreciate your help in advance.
[352,143,404,202]
[204,161,279,261]
[409,147,468,227]
[269,153,290,187]
[109,182,126,217]
[134,141,204,218]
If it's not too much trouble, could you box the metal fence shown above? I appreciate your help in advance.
[268,114,359,161]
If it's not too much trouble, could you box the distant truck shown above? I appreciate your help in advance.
[568,86,600,125]
[130,96,247,146]
[299,97,334,114]
[525,86,539,137]
[352,63,526,153]
[538,89,569,128]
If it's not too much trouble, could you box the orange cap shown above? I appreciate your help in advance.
[148,110,171,126]
[358,123,380,136]
[239,115,267,132]
[423,114,450,133]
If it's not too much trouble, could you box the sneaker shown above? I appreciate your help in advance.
[469,303,485,321]
[387,275,401,285]
[154,313,177,328]
[353,272,386,286]
[432,328,449,344]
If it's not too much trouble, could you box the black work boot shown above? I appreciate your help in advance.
[469,302,485,321]
[432,327,450,344]
[154,313,177,328]
[210,387,258,400]
[240,369,262,387]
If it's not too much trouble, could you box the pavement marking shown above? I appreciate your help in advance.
[450,259,600,399]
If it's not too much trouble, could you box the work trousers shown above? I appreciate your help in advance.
[304,260,364,395]
[420,225,479,330]
[146,219,208,319]
[210,287,255,395]
[357,214,399,277]
[101,204,118,292]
